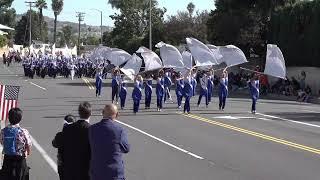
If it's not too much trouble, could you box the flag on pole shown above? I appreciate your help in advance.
[137,47,163,72]
[156,42,184,68]
[264,44,286,79]
[107,48,131,67]
[0,85,20,121]
[120,54,143,80]
[207,44,223,64]
[218,45,248,67]
[186,38,218,67]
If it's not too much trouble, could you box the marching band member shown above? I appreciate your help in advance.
[248,74,260,114]
[197,72,209,108]
[175,72,184,109]
[164,70,172,103]
[207,70,214,104]
[183,70,193,114]
[132,75,143,114]
[144,75,153,109]
[111,68,121,104]
[95,69,103,97]
[156,70,165,112]
[69,62,77,80]
[218,68,228,111]
[191,69,197,97]
[119,77,128,110]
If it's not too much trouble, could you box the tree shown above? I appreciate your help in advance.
[51,0,63,43]
[0,0,16,39]
[0,35,8,47]
[269,0,320,67]
[14,10,48,45]
[36,0,48,42]
[108,0,166,53]
[206,0,297,58]
[163,4,209,45]
[187,2,195,18]
[62,25,72,45]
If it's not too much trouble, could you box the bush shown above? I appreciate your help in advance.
[0,35,8,48]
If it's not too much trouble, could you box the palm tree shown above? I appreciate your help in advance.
[36,0,48,42]
[51,0,64,43]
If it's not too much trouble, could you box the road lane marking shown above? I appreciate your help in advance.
[302,110,318,113]
[256,112,320,128]
[29,82,47,91]
[82,78,94,90]
[116,120,204,160]
[180,113,320,155]
[29,135,58,173]
[257,117,273,121]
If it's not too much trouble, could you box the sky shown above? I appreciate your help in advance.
[12,0,215,27]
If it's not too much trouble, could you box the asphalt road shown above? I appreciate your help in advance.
[0,63,320,180]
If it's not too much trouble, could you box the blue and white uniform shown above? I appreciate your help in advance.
[145,79,153,109]
[175,79,184,108]
[111,75,120,103]
[197,75,208,107]
[183,77,193,113]
[156,77,165,110]
[132,80,143,113]
[207,75,214,103]
[248,80,260,113]
[95,72,103,97]
[219,77,228,110]
[119,80,127,109]
[164,72,172,103]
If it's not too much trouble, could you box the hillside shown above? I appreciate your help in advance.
[16,14,112,37]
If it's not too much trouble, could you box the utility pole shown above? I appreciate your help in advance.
[91,9,103,45]
[149,0,152,50]
[25,1,36,47]
[76,12,85,53]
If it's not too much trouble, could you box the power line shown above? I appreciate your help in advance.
[76,12,85,52]
[25,1,36,47]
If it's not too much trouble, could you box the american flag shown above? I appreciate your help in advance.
[0,85,20,121]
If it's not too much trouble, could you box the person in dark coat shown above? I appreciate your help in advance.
[62,102,92,180]
[52,114,76,180]
[89,104,130,180]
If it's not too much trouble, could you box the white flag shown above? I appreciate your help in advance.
[90,46,111,61]
[52,43,56,56]
[156,42,184,68]
[138,47,163,71]
[71,46,77,56]
[182,51,193,69]
[218,45,247,67]
[107,48,131,66]
[264,44,286,79]
[207,44,223,64]
[120,53,142,80]
[136,46,150,53]
[186,38,218,67]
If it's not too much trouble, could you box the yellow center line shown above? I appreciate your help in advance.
[178,113,320,155]
[82,78,94,90]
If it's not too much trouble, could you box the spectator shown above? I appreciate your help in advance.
[89,104,130,180]
[0,108,32,180]
[2,52,6,65]
[52,114,76,180]
[63,102,92,180]
[299,71,306,90]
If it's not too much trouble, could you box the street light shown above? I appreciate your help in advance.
[91,8,103,45]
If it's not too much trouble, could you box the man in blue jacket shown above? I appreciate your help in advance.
[89,104,130,180]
